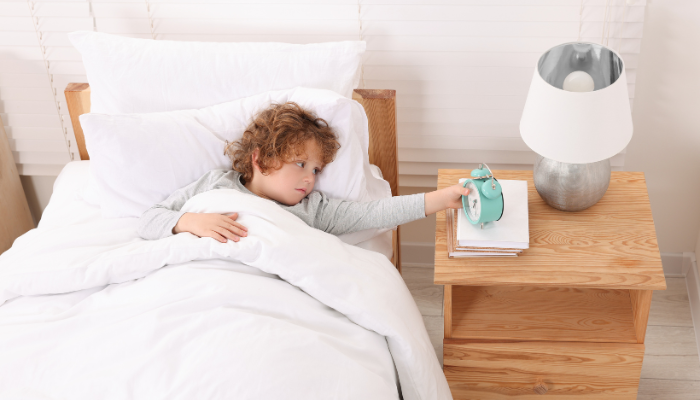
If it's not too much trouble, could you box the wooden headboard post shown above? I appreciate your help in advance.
[65,83,91,161]
[351,89,401,273]
[351,89,399,197]
[64,84,402,272]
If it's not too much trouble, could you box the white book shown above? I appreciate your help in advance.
[456,179,529,249]
[455,247,522,252]
[445,208,520,258]
[449,252,518,257]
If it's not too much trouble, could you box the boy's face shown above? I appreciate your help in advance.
[252,140,325,206]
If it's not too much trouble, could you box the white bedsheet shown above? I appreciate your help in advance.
[0,165,449,399]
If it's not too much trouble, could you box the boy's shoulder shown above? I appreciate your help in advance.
[202,168,236,179]
[205,169,244,189]
[194,169,238,188]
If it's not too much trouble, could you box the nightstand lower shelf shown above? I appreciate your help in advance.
[448,285,642,343]
[443,284,652,399]
[444,340,644,399]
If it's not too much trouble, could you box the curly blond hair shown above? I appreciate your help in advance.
[225,102,340,184]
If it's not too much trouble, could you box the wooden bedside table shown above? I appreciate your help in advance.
[434,169,666,399]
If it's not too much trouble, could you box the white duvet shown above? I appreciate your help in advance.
[0,188,451,400]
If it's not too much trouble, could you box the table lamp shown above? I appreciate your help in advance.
[520,42,633,211]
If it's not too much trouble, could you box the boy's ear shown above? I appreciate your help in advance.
[251,148,260,171]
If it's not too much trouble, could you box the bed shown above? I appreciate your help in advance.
[0,32,450,400]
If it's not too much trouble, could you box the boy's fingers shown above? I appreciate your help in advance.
[209,230,227,243]
[223,223,246,238]
[223,222,247,236]
[213,227,239,242]
[455,186,469,195]
[211,228,228,242]
[220,215,247,232]
[234,222,248,232]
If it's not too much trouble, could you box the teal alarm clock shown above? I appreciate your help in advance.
[462,163,504,229]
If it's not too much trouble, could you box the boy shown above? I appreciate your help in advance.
[138,102,469,242]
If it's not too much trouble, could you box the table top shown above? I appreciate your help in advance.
[434,169,666,290]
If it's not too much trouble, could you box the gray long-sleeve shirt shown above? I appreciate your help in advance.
[137,169,426,240]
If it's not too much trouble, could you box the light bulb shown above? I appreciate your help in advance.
[562,71,595,92]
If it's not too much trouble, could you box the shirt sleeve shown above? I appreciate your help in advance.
[137,170,227,240]
[308,193,426,236]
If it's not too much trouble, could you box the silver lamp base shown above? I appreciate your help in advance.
[533,155,610,212]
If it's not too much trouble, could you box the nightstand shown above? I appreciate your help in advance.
[434,169,666,399]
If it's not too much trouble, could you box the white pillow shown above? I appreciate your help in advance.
[69,31,365,114]
[80,87,392,243]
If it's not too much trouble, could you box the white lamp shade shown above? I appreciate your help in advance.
[520,43,633,164]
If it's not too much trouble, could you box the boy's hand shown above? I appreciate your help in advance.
[424,184,470,216]
[173,212,248,243]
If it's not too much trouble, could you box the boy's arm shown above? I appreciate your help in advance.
[310,184,468,236]
[137,170,227,240]
[312,194,424,236]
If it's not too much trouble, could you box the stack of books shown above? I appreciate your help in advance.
[446,179,530,257]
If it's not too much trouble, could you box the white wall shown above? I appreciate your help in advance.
[625,0,700,253]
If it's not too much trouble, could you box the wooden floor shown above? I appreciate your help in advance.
[402,266,700,399]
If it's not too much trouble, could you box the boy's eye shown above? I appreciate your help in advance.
[296,161,320,175]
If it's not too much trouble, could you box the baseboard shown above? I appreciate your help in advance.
[400,241,435,268]
[683,252,700,359]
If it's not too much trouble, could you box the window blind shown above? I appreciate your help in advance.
[1,0,646,186]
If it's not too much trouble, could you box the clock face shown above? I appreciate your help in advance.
[464,181,481,222]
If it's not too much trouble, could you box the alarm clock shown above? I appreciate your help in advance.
[462,163,504,229]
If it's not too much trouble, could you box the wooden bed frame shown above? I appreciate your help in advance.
[64,84,402,273]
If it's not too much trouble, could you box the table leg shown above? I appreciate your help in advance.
[629,289,653,344]
[444,285,452,339]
